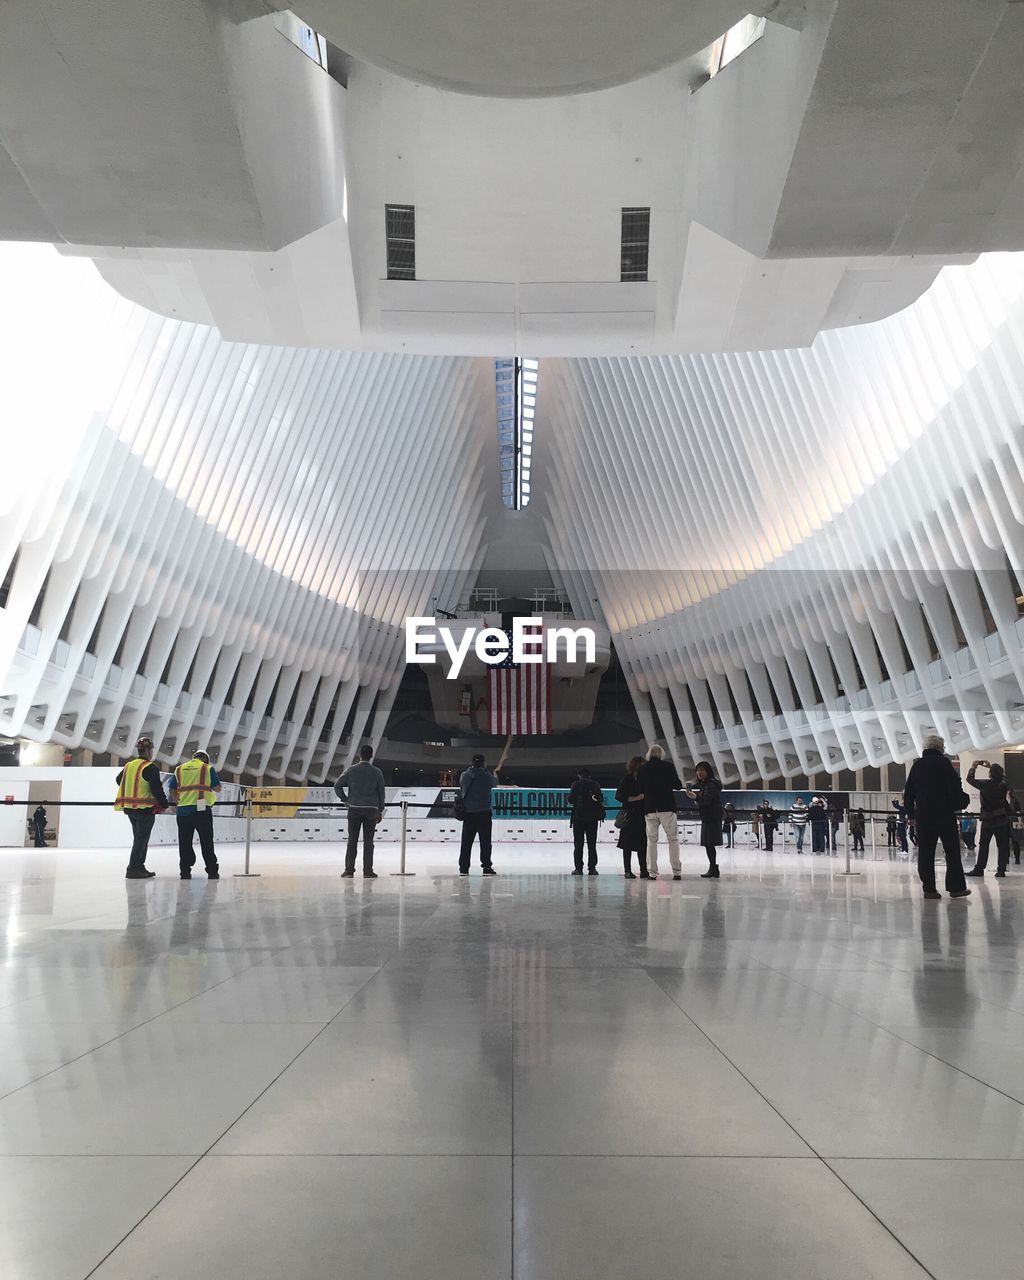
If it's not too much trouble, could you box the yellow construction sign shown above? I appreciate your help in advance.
[249,786,309,819]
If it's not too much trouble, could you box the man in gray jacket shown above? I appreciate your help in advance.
[336,744,386,878]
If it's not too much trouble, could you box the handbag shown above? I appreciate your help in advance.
[453,795,465,821]
[614,806,630,830]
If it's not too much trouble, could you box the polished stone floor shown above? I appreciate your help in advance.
[1,840,1022,1278]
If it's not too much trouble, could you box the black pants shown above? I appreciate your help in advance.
[459,811,493,872]
[573,820,599,871]
[916,817,966,893]
[852,832,864,852]
[974,822,1010,874]
[125,810,155,874]
[763,828,774,852]
[621,846,647,875]
[33,821,46,847]
[177,808,219,876]
[811,823,826,852]
[345,808,377,873]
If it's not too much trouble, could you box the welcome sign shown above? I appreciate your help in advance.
[491,787,619,818]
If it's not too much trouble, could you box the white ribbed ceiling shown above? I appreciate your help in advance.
[542,254,1024,781]
[3,246,1024,781]
[0,247,492,780]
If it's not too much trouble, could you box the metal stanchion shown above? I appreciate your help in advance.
[391,801,415,876]
[838,808,860,876]
[870,814,877,861]
[234,790,261,878]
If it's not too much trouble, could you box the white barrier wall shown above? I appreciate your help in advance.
[0,769,909,850]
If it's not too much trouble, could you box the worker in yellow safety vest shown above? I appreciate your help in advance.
[168,750,221,879]
[114,735,169,879]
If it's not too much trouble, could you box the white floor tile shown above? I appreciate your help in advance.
[162,965,380,1023]
[514,1018,809,1155]
[214,1021,512,1155]
[91,1156,511,1280]
[830,1159,1024,1280]
[695,1013,1024,1158]
[0,1021,323,1154]
[515,1156,929,1279]
[0,1022,125,1097]
[0,1155,192,1280]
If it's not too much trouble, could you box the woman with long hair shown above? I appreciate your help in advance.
[687,761,723,879]
[615,755,649,878]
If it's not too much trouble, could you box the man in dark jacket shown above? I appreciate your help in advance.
[458,754,498,876]
[903,735,971,900]
[568,768,606,875]
[966,759,1011,878]
[636,745,682,879]
[31,804,47,847]
[760,800,778,852]
[810,797,828,853]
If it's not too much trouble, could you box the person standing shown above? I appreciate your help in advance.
[761,800,778,852]
[335,744,386,879]
[636,744,682,880]
[849,807,866,854]
[168,750,221,880]
[615,756,648,878]
[568,767,605,875]
[903,735,971,900]
[810,797,828,853]
[959,813,976,854]
[790,797,809,853]
[114,736,169,879]
[828,803,841,853]
[459,753,498,876]
[1008,789,1022,866]
[688,761,723,878]
[886,812,897,847]
[892,798,909,857]
[31,804,47,847]
[966,760,1012,879]
[722,803,736,849]
[750,807,761,848]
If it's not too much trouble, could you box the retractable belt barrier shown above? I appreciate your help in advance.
[3,796,991,880]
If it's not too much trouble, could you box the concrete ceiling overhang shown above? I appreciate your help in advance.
[278,0,752,96]
[4,1,1024,357]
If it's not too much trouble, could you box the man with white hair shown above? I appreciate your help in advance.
[635,744,683,880]
[903,734,971,901]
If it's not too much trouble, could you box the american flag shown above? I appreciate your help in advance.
[487,627,551,734]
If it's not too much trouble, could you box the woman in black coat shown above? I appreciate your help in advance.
[688,760,723,879]
[615,755,649,879]
[966,761,1012,877]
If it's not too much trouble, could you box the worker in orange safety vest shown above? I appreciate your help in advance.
[114,736,169,879]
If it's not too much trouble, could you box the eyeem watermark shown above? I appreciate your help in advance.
[406,616,596,680]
